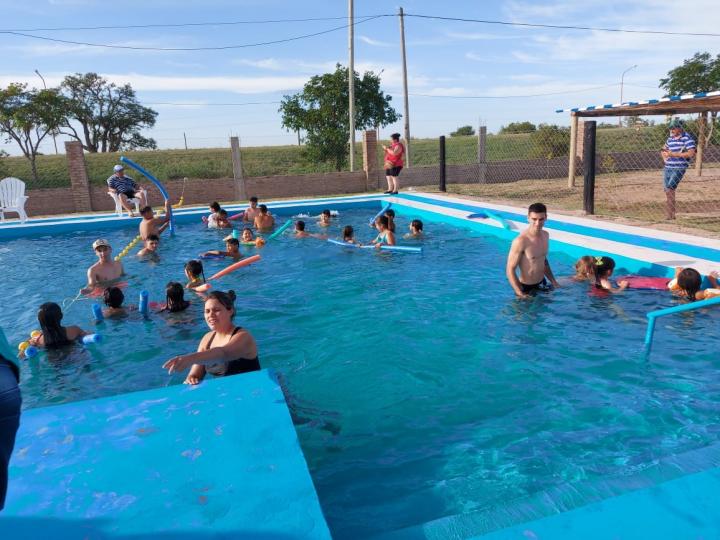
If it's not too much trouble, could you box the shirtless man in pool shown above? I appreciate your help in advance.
[506,202,560,298]
[139,199,172,240]
[81,239,124,294]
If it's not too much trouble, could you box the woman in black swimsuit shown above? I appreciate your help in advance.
[162,290,260,385]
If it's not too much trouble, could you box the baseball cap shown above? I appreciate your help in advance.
[92,238,111,250]
[668,118,684,129]
[113,164,125,172]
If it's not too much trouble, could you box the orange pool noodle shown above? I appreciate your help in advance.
[207,254,261,281]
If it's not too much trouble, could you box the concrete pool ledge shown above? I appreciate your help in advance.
[389,192,720,277]
[2,369,331,539]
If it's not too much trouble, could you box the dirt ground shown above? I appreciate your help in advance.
[437,165,720,238]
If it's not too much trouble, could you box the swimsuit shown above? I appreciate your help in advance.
[204,327,260,377]
[520,278,551,294]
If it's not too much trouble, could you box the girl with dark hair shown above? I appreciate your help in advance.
[384,209,396,232]
[372,216,396,248]
[29,302,87,348]
[163,290,260,385]
[342,225,358,244]
[184,260,206,290]
[405,219,424,238]
[103,286,127,317]
[593,256,628,293]
[161,282,191,313]
[0,326,21,510]
[671,267,719,301]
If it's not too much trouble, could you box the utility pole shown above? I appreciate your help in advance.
[348,0,356,171]
[619,64,637,127]
[399,7,410,167]
[34,69,58,155]
[183,132,188,150]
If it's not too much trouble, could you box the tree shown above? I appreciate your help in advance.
[450,125,475,137]
[60,73,158,153]
[659,52,720,96]
[499,121,536,134]
[280,64,399,171]
[0,83,66,181]
[529,124,570,159]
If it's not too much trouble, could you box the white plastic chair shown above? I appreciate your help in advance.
[108,188,147,216]
[0,177,29,223]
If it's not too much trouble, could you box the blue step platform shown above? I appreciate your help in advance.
[1,370,331,539]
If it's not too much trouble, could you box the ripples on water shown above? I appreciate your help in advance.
[2,210,719,538]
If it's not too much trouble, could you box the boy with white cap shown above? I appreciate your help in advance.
[81,239,124,294]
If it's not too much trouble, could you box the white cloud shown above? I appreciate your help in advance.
[358,35,393,47]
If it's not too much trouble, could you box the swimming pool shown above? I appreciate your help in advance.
[2,199,720,538]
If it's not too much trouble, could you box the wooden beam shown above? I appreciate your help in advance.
[696,111,706,177]
[568,113,578,187]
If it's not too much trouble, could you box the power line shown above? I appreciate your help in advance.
[0,15,388,32]
[404,13,720,37]
[0,15,387,51]
[407,83,621,99]
[145,100,281,106]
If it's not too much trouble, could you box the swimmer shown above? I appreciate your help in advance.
[506,202,560,298]
[295,220,311,238]
[203,238,242,261]
[385,209,396,232]
[671,267,719,301]
[372,216,396,248]
[137,234,160,259]
[254,204,275,232]
[28,302,87,349]
[162,290,260,385]
[209,209,232,229]
[318,209,331,227]
[82,239,124,294]
[139,199,172,240]
[343,225,359,244]
[233,196,260,223]
[203,201,222,226]
[241,228,255,243]
[185,260,207,290]
[574,255,596,281]
[593,256,628,292]
[404,219,423,239]
[102,286,129,317]
[160,282,191,313]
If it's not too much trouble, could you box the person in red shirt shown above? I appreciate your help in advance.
[382,133,405,194]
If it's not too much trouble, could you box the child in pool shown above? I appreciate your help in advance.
[593,256,628,293]
[203,202,222,225]
[343,225,359,244]
[372,216,396,248]
[203,238,242,260]
[160,282,191,313]
[670,267,720,301]
[318,210,331,227]
[29,302,87,348]
[574,255,596,281]
[241,228,255,243]
[384,209,396,232]
[103,286,130,317]
[295,220,311,238]
[404,219,423,239]
[185,259,207,290]
[209,209,231,229]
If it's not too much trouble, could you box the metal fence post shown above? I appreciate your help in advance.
[439,135,446,192]
[477,126,487,184]
[230,136,246,201]
[582,121,596,215]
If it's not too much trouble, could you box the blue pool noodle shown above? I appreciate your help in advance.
[92,303,104,322]
[268,220,292,241]
[644,295,720,352]
[369,203,392,226]
[120,156,175,236]
[139,290,149,316]
[82,334,102,345]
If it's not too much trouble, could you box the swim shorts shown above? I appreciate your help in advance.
[520,278,552,294]
[385,166,403,177]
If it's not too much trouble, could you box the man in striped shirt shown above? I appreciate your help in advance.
[107,164,147,217]
[660,119,696,220]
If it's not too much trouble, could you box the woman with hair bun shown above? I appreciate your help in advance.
[162,290,260,385]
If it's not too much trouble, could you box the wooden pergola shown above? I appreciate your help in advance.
[558,90,720,186]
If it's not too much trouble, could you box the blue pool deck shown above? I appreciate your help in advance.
[2,370,331,540]
[3,191,720,539]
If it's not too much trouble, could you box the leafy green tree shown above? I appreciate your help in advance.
[659,52,720,96]
[529,124,570,158]
[450,125,475,137]
[280,64,399,171]
[0,83,66,181]
[499,121,536,134]
[60,73,158,153]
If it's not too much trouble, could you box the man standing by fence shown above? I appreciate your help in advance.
[661,119,696,220]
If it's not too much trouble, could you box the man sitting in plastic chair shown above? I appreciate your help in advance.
[107,164,148,217]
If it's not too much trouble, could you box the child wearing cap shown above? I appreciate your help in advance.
[81,239,124,294]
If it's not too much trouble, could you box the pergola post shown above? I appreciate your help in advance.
[695,111,707,177]
[568,113,579,187]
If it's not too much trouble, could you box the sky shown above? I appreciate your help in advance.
[0,0,719,155]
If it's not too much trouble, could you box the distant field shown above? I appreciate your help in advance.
[1,127,661,190]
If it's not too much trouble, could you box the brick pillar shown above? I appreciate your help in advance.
[363,130,379,191]
[65,141,93,212]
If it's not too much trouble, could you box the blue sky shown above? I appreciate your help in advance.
[0,0,718,154]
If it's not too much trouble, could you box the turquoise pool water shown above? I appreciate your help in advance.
[2,208,720,538]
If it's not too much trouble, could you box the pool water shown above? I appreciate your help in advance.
[3,208,720,538]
